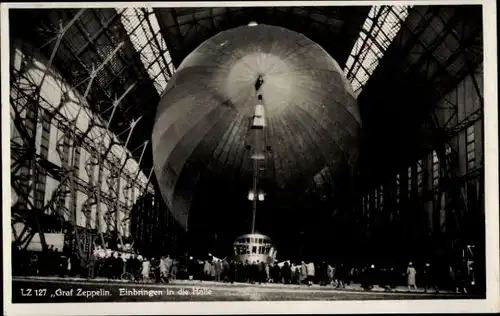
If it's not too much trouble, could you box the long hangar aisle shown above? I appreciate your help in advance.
[8,4,486,302]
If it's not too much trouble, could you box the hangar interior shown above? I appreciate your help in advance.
[9,5,484,286]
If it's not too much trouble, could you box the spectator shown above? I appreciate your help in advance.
[141,257,150,282]
[283,261,292,284]
[423,263,440,293]
[170,259,178,281]
[361,264,376,290]
[406,262,417,292]
[215,260,222,282]
[306,261,315,286]
[290,263,297,284]
[300,261,307,284]
[66,256,72,277]
[456,265,469,294]
[203,260,211,280]
[88,252,96,279]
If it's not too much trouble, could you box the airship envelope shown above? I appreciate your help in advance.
[152,24,361,228]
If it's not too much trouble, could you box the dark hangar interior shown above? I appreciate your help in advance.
[9,5,484,286]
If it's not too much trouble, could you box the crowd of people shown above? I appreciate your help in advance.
[12,245,476,294]
[186,259,474,294]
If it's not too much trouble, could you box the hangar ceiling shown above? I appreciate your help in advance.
[9,4,483,214]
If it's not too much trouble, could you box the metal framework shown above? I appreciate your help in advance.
[10,6,485,265]
[118,7,176,93]
[344,5,413,96]
[426,66,483,258]
[154,7,369,69]
[9,8,177,176]
[353,5,483,262]
[10,11,155,266]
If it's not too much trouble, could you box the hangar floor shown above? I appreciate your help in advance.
[12,276,478,302]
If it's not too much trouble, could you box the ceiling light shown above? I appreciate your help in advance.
[248,191,255,201]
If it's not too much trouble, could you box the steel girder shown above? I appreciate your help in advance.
[351,6,483,258]
[354,6,483,183]
[10,18,153,262]
[154,7,368,69]
[10,8,161,173]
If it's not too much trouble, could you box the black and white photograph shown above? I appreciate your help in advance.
[2,1,499,315]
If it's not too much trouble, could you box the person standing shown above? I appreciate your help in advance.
[362,264,376,290]
[215,260,222,282]
[66,256,72,277]
[104,253,113,279]
[30,254,39,276]
[265,262,271,283]
[128,255,139,281]
[327,264,334,286]
[290,264,297,284]
[282,261,291,284]
[88,252,96,279]
[250,261,258,284]
[170,259,178,281]
[150,257,161,283]
[141,258,150,282]
[236,261,244,282]
[220,259,227,282]
[406,262,418,292]
[379,267,391,292]
[388,267,397,289]
[260,261,266,283]
[346,266,354,286]
[423,263,440,293]
[456,264,469,294]
[203,260,211,281]
[271,262,281,283]
[186,256,195,280]
[319,261,329,286]
[115,253,124,279]
[210,261,216,281]
[336,264,347,288]
[165,255,173,278]
[243,260,250,283]
[293,263,300,284]
[306,261,315,286]
[300,261,308,284]
[159,256,169,283]
[229,260,236,284]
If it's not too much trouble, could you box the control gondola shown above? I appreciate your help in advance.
[232,233,277,264]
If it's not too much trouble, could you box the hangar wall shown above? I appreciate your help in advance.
[10,39,153,255]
